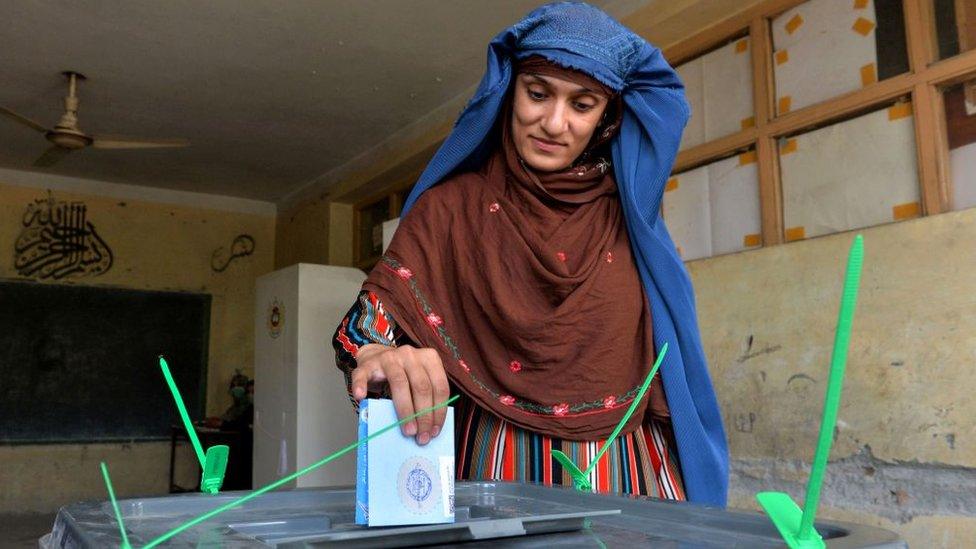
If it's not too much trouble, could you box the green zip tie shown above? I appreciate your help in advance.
[158,356,206,467]
[199,445,229,494]
[139,394,460,548]
[100,462,132,549]
[758,234,864,549]
[158,356,228,494]
[551,342,669,491]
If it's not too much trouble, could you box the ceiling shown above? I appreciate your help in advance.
[0,1,735,206]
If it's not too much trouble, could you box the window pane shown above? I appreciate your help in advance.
[663,150,762,261]
[772,0,909,115]
[676,36,754,151]
[358,197,391,261]
[932,0,976,60]
[943,82,976,210]
[780,103,920,241]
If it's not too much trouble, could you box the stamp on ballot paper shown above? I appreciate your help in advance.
[398,456,439,513]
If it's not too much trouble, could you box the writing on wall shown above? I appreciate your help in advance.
[14,191,113,280]
[211,234,255,273]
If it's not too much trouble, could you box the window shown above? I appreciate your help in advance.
[933,0,976,60]
[943,81,976,210]
[664,151,762,260]
[663,0,964,260]
[771,0,908,114]
[780,103,920,241]
[677,36,755,151]
[355,196,392,269]
[352,180,417,270]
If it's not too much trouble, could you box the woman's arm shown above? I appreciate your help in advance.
[333,291,402,408]
[332,290,449,445]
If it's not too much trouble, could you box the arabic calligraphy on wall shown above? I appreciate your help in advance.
[211,234,255,273]
[14,191,114,280]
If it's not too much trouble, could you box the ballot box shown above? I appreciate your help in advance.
[41,481,904,547]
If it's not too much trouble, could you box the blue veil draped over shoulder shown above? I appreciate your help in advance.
[400,1,728,507]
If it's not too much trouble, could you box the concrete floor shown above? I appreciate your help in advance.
[0,513,55,549]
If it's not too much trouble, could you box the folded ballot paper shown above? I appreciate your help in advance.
[356,398,455,527]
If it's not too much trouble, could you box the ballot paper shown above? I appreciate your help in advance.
[356,398,455,527]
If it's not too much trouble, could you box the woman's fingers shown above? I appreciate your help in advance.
[351,344,389,400]
[349,363,370,401]
[350,344,449,444]
[420,349,449,438]
[383,357,418,437]
[402,348,435,445]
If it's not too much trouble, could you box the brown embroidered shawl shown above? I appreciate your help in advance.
[363,62,665,440]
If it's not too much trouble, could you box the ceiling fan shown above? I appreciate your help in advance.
[0,71,190,167]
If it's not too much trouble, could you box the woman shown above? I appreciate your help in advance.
[333,2,728,507]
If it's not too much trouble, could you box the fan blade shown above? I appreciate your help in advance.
[0,106,49,133]
[33,146,72,167]
[91,135,190,149]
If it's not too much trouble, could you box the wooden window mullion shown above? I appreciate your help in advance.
[674,131,757,173]
[751,16,784,245]
[912,83,952,213]
[756,136,784,245]
[905,0,949,214]
[905,0,938,71]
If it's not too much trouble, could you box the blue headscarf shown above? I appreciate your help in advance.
[401,1,728,507]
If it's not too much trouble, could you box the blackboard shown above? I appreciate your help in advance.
[0,280,210,443]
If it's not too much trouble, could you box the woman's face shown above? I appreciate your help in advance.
[511,72,610,172]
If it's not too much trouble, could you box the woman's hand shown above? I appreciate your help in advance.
[351,344,449,445]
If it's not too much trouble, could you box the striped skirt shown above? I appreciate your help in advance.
[333,291,685,500]
[453,395,685,499]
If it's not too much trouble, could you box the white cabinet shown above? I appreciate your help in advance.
[253,263,366,488]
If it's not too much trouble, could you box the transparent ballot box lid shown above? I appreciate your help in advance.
[42,481,905,548]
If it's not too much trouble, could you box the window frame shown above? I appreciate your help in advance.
[352,170,419,270]
[663,0,969,248]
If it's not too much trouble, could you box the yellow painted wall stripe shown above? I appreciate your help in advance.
[739,150,758,165]
[741,116,756,129]
[775,49,789,65]
[743,233,762,247]
[854,0,869,9]
[735,38,749,53]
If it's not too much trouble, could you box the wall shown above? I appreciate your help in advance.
[274,199,355,270]
[689,208,976,548]
[0,177,275,513]
[275,192,331,269]
[327,203,354,267]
